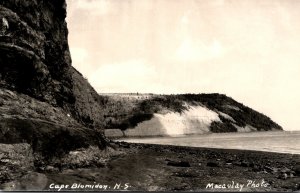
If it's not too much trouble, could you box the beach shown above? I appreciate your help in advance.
[43,142,300,192]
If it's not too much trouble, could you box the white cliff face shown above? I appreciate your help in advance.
[105,105,223,137]
[154,105,221,136]
[104,104,269,138]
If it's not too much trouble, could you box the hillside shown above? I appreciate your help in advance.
[102,93,283,138]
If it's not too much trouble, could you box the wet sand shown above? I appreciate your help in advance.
[45,142,300,192]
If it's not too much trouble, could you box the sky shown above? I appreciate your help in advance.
[66,0,300,131]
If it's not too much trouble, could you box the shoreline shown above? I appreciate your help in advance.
[43,141,300,192]
[105,129,288,140]
[119,142,300,155]
[1,141,299,191]
[124,142,300,156]
[114,130,300,155]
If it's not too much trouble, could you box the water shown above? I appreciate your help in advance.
[118,131,300,154]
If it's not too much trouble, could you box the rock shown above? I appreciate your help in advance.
[57,146,109,169]
[172,183,190,191]
[264,166,278,173]
[252,165,260,172]
[1,172,48,191]
[278,173,288,180]
[37,167,45,172]
[241,161,250,167]
[233,161,242,166]
[0,143,33,183]
[119,142,130,148]
[294,165,300,176]
[148,186,160,191]
[173,170,197,178]
[44,166,59,172]
[293,183,300,191]
[207,161,220,167]
[0,181,21,191]
[167,160,191,167]
[280,167,291,173]
[0,0,107,151]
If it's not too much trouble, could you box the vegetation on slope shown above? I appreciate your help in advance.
[180,94,282,131]
[100,93,282,132]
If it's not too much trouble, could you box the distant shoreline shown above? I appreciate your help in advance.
[113,130,300,139]
[114,130,300,155]
[118,142,300,155]
[106,129,287,139]
[125,142,298,156]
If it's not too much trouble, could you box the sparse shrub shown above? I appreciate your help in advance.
[210,121,237,133]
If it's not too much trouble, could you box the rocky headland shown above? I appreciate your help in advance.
[102,93,282,138]
[0,0,108,188]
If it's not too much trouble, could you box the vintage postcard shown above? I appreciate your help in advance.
[0,0,299,192]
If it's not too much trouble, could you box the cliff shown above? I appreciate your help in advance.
[103,94,283,138]
[0,0,107,128]
[0,0,108,167]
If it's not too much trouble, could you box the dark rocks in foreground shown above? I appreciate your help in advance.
[166,160,191,167]
[294,165,300,176]
[1,142,299,191]
[207,161,221,167]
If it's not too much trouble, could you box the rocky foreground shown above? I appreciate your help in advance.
[1,142,299,192]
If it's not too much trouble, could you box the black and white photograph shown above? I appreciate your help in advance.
[0,0,300,191]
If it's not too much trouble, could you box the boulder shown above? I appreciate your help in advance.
[0,143,33,183]
[207,161,220,167]
[293,165,300,176]
[1,172,48,191]
[44,166,59,173]
[167,160,191,167]
[241,161,250,167]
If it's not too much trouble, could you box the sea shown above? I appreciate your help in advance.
[118,130,300,154]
